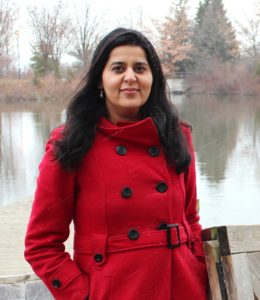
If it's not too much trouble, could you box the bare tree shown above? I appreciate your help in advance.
[0,0,16,75]
[236,1,260,58]
[115,5,145,31]
[28,0,71,77]
[69,1,103,70]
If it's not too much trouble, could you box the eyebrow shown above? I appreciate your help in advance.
[110,61,149,66]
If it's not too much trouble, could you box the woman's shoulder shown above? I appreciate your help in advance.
[180,121,193,150]
[180,121,192,134]
[49,125,65,140]
[44,125,65,153]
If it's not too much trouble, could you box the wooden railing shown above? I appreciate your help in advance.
[202,225,260,300]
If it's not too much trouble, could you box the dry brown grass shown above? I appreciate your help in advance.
[0,75,81,102]
[188,61,260,96]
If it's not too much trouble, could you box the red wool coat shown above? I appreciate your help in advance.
[24,116,208,300]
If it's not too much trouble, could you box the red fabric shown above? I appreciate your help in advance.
[24,117,208,300]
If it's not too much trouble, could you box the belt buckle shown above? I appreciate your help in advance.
[157,223,180,249]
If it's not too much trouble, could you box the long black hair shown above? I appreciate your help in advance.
[54,28,191,173]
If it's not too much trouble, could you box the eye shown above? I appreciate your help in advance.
[112,65,124,73]
[134,65,146,73]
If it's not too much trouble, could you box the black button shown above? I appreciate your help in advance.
[128,228,140,240]
[148,146,160,157]
[121,187,133,198]
[52,279,61,288]
[156,182,168,193]
[94,253,103,263]
[116,145,127,155]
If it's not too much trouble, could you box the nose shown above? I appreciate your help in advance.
[124,68,136,82]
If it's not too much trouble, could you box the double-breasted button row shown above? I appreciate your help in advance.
[115,145,160,157]
[121,182,168,199]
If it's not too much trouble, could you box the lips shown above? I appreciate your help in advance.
[120,88,140,96]
[120,88,139,92]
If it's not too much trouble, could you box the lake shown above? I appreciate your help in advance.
[0,95,259,228]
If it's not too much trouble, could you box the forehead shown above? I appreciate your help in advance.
[106,45,148,63]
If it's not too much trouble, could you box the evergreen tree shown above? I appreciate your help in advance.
[192,0,239,71]
[195,0,210,26]
[30,45,54,81]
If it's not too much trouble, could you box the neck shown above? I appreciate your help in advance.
[106,109,142,125]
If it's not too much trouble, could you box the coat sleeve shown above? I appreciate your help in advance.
[24,128,90,300]
[183,126,205,262]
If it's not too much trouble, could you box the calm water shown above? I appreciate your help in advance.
[0,95,259,227]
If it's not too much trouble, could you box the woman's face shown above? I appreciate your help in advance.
[101,45,153,124]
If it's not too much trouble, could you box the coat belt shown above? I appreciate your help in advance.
[74,225,188,254]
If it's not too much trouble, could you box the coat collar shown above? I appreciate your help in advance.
[97,116,161,146]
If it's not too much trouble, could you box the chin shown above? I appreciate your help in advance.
[122,100,146,108]
[122,105,143,112]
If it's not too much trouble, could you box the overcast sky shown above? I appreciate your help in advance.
[15,0,258,67]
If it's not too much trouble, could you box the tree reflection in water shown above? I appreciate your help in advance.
[174,94,260,226]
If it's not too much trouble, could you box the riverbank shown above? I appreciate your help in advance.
[1,73,260,102]
[0,198,73,276]
[0,77,78,102]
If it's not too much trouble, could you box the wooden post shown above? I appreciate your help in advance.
[202,225,260,300]
[204,240,223,300]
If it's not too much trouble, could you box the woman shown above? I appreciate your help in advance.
[24,28,208,300]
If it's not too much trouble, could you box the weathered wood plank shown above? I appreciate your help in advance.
[203,241,223,300]
[221,255,238,300]
[218,226,260,256]
[247,252,260,299]
[222,253,254,300]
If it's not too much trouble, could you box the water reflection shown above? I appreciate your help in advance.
[175,94,260,227]
[0,102,65,206]
[0,96,260,227]
[178,95,241,183]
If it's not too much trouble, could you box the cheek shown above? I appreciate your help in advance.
[103,79,120,92]
[143,79,153,94]
[144,75,153,87]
